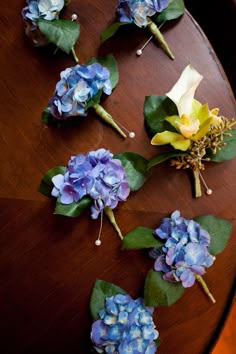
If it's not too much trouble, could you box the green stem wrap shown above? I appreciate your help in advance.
[147,19,175,60]
[93,103,127,138]
[104,207,123,240]
[195,275,216,304]
[193,169,202,198]
[71,46,79,63]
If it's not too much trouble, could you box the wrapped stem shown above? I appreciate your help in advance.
[104,207,123,240]
[193,169,202,198]
[147,19,175,60]
[195,275,216,304]
[93,103,127,138]
[71,46,79,63]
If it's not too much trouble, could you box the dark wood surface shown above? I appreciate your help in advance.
[0,1,235,353]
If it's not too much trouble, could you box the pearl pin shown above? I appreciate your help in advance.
[95,239,102,246]
[71,14,78,21]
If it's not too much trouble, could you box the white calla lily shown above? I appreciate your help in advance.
[166,65,203,117]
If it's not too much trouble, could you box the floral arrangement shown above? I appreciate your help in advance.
[39,148,149,243]
[122,210,232,306]
[22,0,80,62]
[144,64,236,197]
[90,279,160,353]
[101,0,185,59]
[42,54,135,138]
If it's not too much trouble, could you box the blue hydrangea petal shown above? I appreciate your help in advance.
[91,320,109,345]
[180,269,196,288]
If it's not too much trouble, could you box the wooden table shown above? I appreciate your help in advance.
[0,1,235,353]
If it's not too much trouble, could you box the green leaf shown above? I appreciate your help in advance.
[153,0,185,24]
[38,166,66,197]
[148,151,188,169]
[114,152,149,191]
[90,279,126,320]
[54,196,92,217]
[144,269,184,306]
[85,54,118,90]
[41,106,51,124]
[122,227,164,249]
[207,130,236,162]
[195,215,232,255]
[144,95,178,138]
[38,19,80,54]
[100,22,130,43]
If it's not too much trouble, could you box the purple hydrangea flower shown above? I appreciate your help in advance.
[51,149,130,219]
[151,211,215,288]
[91,294,159,354]
[49,63,112,120]
[117,0,169,27]
[22,0,64,25]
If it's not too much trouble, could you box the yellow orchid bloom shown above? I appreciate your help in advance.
[151,65,222,151]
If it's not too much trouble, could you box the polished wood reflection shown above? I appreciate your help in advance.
[0,1,235,353]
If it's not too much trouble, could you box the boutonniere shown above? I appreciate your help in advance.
[101,0,185,59]
[122,210,232,306]
[144,64,236,197]
[42,54,135,138]
[90,279,160,353]
[39,148,149,244]
[22,0,80,62]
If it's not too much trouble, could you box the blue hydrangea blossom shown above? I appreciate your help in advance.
[49,63,112,119]
[91,294,159,354]
[150,210,215,288]
[22,0,64,25]
[51,149,130,219]
[117,0,169,27]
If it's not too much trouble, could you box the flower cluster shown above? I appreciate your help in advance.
[91,294,159,354]
[51,149,130,219]
[117,0,169,27]
[150,210,215,288]
[49,63,112,119]
[150,65,234,167]
[22,0,64,26]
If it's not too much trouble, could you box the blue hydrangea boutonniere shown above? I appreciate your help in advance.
[41,54,135,138]
[144,64,236,197]
[39,148,149,244]
[101,0,185,59]
[22,0,80,62]
[122,210,232,305]
[90,279,160,353]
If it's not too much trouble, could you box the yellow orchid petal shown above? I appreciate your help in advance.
[165,115,181,132]
[198,103,210,124]
[191,99,202,119]
[166,65,203,117]
[151,131,183,145]
[171,139,191,151]
[191,118,212,141]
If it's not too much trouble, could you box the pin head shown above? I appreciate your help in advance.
[95,239,102,246]
[129,132,135,138]
[71,14,78,21]
[136,49,142,56]
[206,189,213,195]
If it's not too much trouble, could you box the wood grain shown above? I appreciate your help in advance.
[0,1,235,353]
